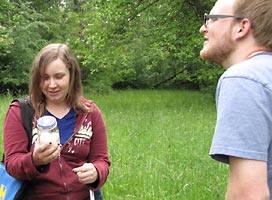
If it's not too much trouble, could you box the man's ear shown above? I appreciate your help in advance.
[236,18,252,39]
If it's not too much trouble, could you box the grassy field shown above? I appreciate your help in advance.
[0,90,228,199]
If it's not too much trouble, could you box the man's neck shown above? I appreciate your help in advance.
[246,50,269,59]
[222,48,271,69]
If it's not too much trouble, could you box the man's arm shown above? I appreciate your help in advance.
[226,156,270,200]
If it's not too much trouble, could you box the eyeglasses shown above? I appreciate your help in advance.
[204,13,243,28]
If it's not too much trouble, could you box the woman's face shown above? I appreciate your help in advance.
[40,58,70,106]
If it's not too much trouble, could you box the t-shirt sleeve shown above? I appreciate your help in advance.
[210,76,272,164]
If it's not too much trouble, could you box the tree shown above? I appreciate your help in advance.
[0,0,221,94]
[0,1,48,93]
[71,0,220,91]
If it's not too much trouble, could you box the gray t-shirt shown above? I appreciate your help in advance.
[210,53,272,193]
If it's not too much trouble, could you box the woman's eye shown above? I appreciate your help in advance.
[42,75,49,80]
[56,74,64,79]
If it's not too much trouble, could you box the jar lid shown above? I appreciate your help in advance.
[37,115,57,130]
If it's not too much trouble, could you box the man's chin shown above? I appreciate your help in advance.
[200,49,211,60]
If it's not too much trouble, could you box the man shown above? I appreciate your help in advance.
[199,0,272,199]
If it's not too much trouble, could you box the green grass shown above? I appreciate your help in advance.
[0,94,14,156]
[0,90,228,199]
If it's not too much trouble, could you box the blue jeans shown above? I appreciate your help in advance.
[94,189,103,200]
[84,189,103,200]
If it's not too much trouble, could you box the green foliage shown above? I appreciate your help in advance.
[0,0,221,93]
[73,0,221,91]
[0,1,48,93]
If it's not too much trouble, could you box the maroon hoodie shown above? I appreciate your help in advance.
[4,99,110,200]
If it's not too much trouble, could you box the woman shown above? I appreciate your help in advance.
[3,43,110,200]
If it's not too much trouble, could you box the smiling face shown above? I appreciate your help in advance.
[199,0,237,66]
[40,58,70,106]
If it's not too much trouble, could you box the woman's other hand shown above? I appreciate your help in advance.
[73,163,98,184]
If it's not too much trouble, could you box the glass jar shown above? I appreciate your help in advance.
[37,115,60,145]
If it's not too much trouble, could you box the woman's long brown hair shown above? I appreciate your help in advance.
[29,43,89,118]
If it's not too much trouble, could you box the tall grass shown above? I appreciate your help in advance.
[90,90,228,200]
[0,90,228,199]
